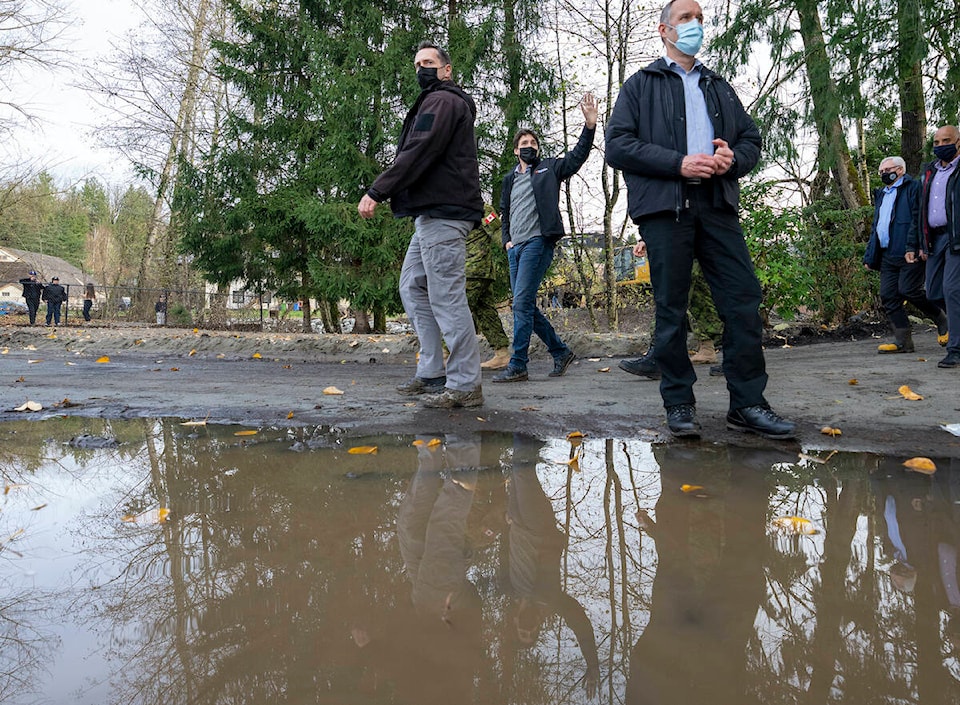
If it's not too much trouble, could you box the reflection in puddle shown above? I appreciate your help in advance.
[1,419,959,704]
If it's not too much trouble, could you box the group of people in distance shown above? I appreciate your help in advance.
[863,126,960,371]
[17,271,70,326]
[359,0,799,440]
[358,0,796,439]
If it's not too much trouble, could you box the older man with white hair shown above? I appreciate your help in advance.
[864,155,947,353]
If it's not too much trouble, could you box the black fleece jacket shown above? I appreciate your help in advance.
[605,58,761,222]
[368,81,483,225]
[499,125,596,247]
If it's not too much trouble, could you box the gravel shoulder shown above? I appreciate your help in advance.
[1,322,958,457]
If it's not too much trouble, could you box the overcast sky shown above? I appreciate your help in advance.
[5,0,142,185]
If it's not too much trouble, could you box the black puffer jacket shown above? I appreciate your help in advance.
[368,82,483,225]
[499,125,596,247]
[605,58,761,222]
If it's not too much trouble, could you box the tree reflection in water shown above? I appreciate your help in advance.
[0,419,959,704]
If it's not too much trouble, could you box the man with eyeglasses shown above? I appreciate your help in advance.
[908,125,960,368]
[864,156,947,353]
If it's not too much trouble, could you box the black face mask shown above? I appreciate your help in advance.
[417,67,440,90]
[880,171,899,186]
[933,143,959,163]
[518,147,540,166]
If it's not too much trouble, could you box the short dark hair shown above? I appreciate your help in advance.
[512,128,540,150]
[416,41,451,66]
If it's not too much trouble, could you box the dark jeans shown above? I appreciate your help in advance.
[640,183,768,410]
[83,299,93,322]
[45,302,62,325]
[507,237,569,370]
[25,298,39,324]
[878,251,943,329]
[926,232,960,352]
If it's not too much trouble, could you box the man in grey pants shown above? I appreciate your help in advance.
[359,41,484,407]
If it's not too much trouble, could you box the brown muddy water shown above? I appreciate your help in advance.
[1,418,959,705]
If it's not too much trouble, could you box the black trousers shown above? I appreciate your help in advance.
[878,251,943,329]
[25,297,39,324]
[639,184,768,411]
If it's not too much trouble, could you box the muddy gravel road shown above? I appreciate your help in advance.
[1,323,958,457]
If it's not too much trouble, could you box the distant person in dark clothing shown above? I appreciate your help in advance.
[19,270,43,325]
[155,294,167,325]
[83,283,95,322]
[41,276,66,326]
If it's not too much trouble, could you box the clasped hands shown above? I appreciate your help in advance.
[681,138,735,179]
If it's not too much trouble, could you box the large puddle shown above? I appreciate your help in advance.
[2,419,959,704]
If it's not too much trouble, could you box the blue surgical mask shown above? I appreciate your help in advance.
[667,19,704,57]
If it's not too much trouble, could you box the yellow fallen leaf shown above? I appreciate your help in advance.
[848,379,858,385]
[348,445,378,454]
[193,328,199,333]
[412,439,425,447]
[286,411,294,419]
[134,339,143,345]
[216,353,225,359]
[426,438,442,447]
[46,333,56,339]
[189,349,196,356]
[95,356,110,363]
[234,430,258,436]
[898,384,923,401]
[282,364,292,369]
[169,367,179,371]
[323,386,344,395]
[252,352,262,359]
[903,457,936,474]
[820,426,842,436]
[771,516,819,535]
[597,367,611,373]
[1,347,7,354]
[680,484,705,493]
[567,431,585,439]
[24,344,37,351]
[27,359,42,364]
[13,401,42,412]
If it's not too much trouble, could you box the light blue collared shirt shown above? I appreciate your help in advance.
[876,176,903,248]
[928,155,959,228]
[665,56,714,156]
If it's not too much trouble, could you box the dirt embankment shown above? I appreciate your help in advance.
[1,321,958,458]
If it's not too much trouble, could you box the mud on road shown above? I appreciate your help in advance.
[1,323,958,457]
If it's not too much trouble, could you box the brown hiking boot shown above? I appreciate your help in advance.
[481,348,511,370]
[689,339,718,364]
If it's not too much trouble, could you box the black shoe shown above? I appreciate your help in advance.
[548,349,576,377]
[618,352,660,379]
[709,364,723,377]
[666,404,701,438]
[492,366,529,383]
[726,405,796,440]
[938,351,960,368]
[396,375,447,395]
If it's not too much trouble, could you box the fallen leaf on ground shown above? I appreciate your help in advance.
[46,333,56,339]
[14,376,24,383]
[169,367,179,371]
[820,426,842,436]
[898,384,923,400]
[189,349,196,356]
[597,367,611,373]
[1,348,7,354]
[95,356,110,363]
[903,457,936,474]
[286,411,294,419]
[252,352,262,359]
[848,379,858,385]
[588,357,601,362]
[521,405,539,411]
[680,484,705,493]
[27,359,42,364]
[771,516,819,535]
[349,340,359,347]
[13,401,42,412]
[348,446,378,455]
[24,345,37,351]
[476,417,486,422]
[427,438,442,447]
[65,362,75,366]
[323,386,344,395]
[234,430,258,436]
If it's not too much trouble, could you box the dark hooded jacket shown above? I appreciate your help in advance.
[605,58,761,222]
[368,82,483,225]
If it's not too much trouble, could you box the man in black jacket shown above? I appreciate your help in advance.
[606,0,794,440]
[359,41,484,408]
[492,93,597,383]
[19,270,43,325]
[41,276,66,326]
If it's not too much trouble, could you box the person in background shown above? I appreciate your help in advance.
[41,276,66,326]
[155,293,167,325]
[909,124,960,369]
[19,270,43,325]
[467,207,512,370]
[83,283,96,322]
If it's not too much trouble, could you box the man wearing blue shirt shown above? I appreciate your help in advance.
[606,0,795,440]
[864,156,947,353]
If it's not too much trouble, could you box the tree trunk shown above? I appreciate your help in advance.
[897,0,927,175]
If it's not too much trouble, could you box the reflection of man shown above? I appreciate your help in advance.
[41,276,66,326]
[626,445,782,704]
[359,41,484,408]
[908,125,960,369]
[501,435,599,697]
[492,94,597,383]
[606,0,795,440]
[864,156,947,353]
[18,270,42,325]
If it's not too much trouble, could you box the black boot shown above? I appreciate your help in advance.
[618,345,660,379]
[878,328,914,354]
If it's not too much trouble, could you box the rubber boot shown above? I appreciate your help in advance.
[481,347,511,370]
[689,339,718,364]
[878,328,914,354]
[936,311,949,347]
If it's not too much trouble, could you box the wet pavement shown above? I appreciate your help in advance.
[2,419,960,704]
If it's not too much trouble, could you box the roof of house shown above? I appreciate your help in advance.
[0,247,99,294]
